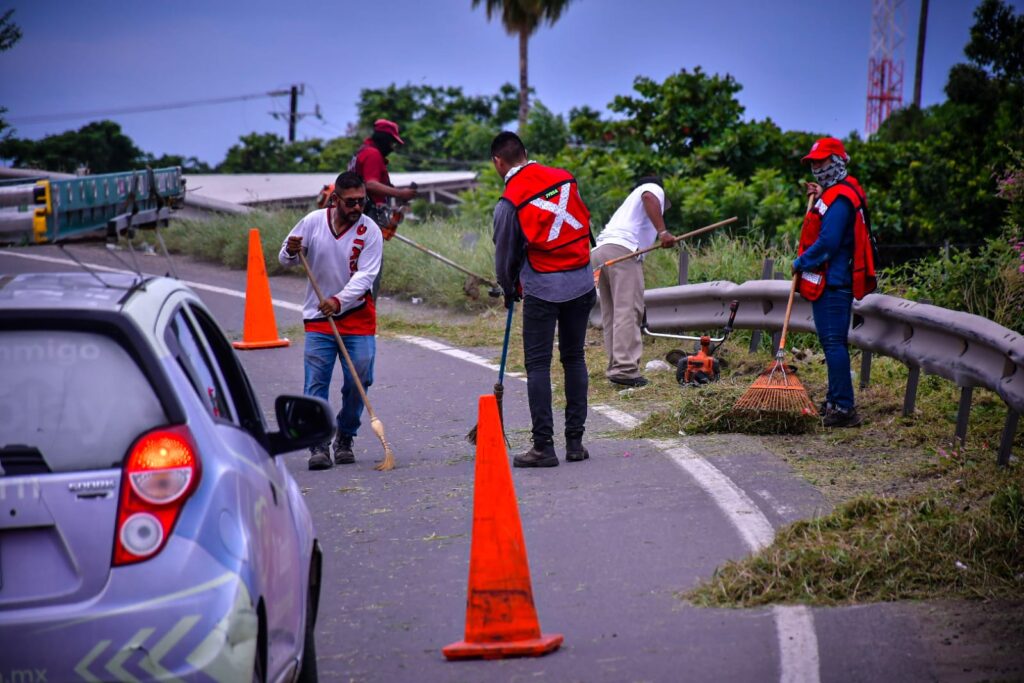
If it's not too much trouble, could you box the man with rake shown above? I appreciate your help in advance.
[793,137,878,428]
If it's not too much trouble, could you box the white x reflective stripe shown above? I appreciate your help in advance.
[529,183,583,242]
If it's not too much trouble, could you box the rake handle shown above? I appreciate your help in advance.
[598,216,738,269]
[497,301,514,386]
[391,232,500,290]
[298,250,377,419]
[779,195,817,356]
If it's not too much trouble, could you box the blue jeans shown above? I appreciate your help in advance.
[303,332,375,438]
[811,287,855,412]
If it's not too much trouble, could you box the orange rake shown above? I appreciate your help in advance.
[733,273,817,417]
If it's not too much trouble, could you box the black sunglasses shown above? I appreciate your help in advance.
[333,195,366,208]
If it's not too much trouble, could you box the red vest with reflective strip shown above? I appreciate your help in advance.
[502,163,592,273]
[797,176,878,301]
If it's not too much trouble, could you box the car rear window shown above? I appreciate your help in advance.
[0,330,167,473]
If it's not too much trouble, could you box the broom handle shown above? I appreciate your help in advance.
[599,216,737,268]
[297,251,378,420]
[497,301,514,386]
[390,232,500,290]
[778,195,817,356]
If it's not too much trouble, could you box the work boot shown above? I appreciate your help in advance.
[823,407,863,428]
[565,437,590,463]
[333,433,355,465]
[513,442,559,468]
[308,443,332,471]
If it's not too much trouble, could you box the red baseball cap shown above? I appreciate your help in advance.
[802,137,848,163]
[373,119,405,145]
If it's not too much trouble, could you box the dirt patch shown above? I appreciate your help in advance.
[911,600,1024,682]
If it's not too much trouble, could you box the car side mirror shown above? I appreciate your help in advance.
[267,395,335,456]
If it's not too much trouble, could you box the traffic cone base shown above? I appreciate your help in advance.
[233,228,289,350]
[443,394,563,662]
[442,634,563,661]
[232,337,290,350]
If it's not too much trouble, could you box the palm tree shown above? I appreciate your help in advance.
[472,0,575,131]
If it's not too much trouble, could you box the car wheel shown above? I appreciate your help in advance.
[297,549,321,682]
[297,612,318,683]
[252,603,268,683]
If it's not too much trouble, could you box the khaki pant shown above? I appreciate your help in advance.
[592,243,645,380]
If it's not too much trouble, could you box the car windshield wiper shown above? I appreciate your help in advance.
[0,445,52,476]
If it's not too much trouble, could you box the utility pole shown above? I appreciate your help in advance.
[913,0,929,109]
[288,84,299,142]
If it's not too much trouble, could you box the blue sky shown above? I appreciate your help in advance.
[0,0,1007,166]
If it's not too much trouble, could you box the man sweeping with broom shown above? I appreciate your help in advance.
[280,171,383,469]
[793,137,878,428]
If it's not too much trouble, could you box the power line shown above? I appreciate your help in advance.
[8,88,296,125]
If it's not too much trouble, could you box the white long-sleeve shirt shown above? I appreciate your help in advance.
[279,208,382,333]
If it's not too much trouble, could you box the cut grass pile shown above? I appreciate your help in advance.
[688,458,1024,606]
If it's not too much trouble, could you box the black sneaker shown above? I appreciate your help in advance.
[609,375,649,388]
[333,434,355,465]
[513,443,559,468]
[823,407,863,428]
[565,438,590,463]
[308,443,332,470]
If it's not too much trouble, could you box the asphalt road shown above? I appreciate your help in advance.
[0,245,947,682]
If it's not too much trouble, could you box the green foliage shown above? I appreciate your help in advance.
[353,82,517,169]
[217,133,325,173]
[0,120,145,173]
[0,9,22,141]
[521,101,567,156]
[608,67,745,158]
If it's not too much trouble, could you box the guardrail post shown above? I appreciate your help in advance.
[678,250,689,286]
[749,258,774,353]
[954,386,973,446]
[902,299,930,418]
[998,411,1019,467]
[903,364,922,417]
[860,351,872,388]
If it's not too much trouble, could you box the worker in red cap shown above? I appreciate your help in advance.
[349,119,418,214]
[793,136,878,428]
[346,119,418,296]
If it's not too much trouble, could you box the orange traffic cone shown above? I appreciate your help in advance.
[443,394,563,661]
[232,228,290,350]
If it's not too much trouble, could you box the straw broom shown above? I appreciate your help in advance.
[732,198,817,417]
[298,251,396,471]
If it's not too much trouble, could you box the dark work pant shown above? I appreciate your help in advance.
[521,289,596,445]
[811,286,855,411]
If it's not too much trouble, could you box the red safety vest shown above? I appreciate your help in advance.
[502,163,592,273]
[797,176,878,301]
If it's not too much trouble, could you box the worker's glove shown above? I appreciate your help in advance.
[286,236,303,256]
[503,288,522,310]
[791,260,803,275]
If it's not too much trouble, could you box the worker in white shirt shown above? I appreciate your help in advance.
[279,171,383,470]
[591,177,675,388]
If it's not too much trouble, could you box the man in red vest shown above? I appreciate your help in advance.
[794,137,878,428]
[490,131,596,467]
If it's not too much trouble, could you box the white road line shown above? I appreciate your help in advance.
[0,250,303,312]
[397,334,525,380]
[757,488,798,518]
[595,414,820,683]
[4,249,819,681]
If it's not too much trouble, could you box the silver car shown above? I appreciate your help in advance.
[0,272,332,682]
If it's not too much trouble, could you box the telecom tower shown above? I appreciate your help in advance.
[866,0,906,135]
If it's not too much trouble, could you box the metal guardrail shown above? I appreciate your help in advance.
[642,279,1023,466]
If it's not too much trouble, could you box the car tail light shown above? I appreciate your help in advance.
[113,426,201,566]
